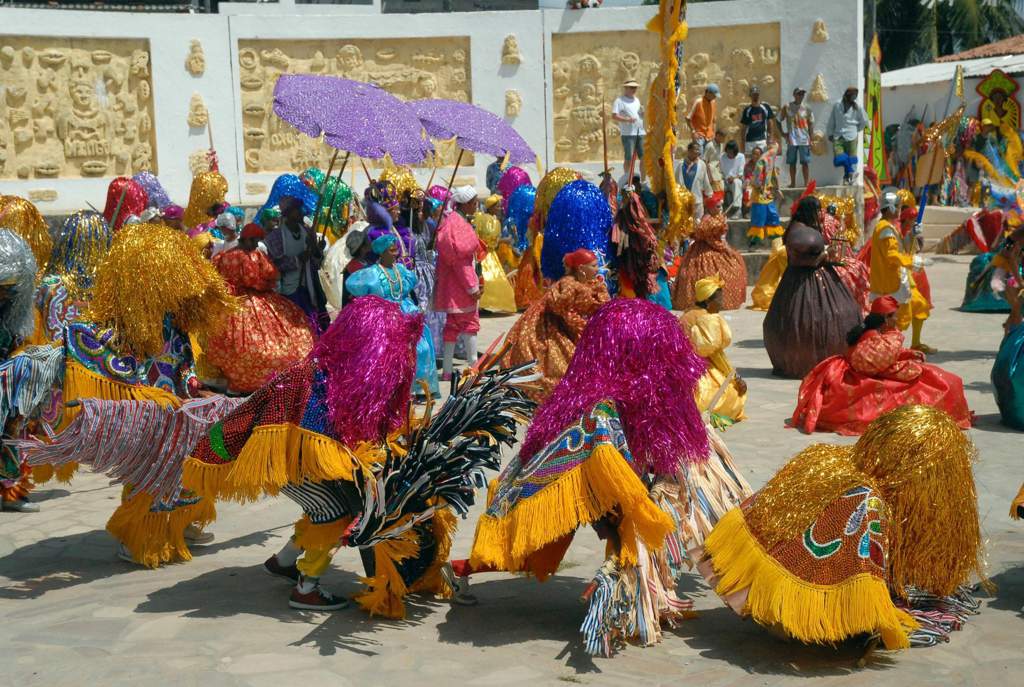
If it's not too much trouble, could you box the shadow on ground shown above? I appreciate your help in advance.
[672,606,898,676]
[982,565,1024,614]
[0,528,276,600]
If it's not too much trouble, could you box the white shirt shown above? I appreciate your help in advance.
[721,152,746,180]
[613,95,645,136]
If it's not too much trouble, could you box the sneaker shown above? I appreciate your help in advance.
[183,524,215,546]
[2,499,39,513]
[440,563,479,606]
[116,542,136,563]
[289,583,349,611]
[264,555,300,584]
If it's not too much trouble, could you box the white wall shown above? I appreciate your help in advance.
[0,1,861,214]
[884,78,994,130]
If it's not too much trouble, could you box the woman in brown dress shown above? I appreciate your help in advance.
[762,198,861,378]
[672,193,747,310]
[502,248,609,401]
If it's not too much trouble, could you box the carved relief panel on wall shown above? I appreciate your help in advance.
[551,24,781,164]
[238,38,472,174]
[0,37,157,179]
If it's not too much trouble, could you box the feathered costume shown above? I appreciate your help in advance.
[469,299,750,656]
[700,405,983,650]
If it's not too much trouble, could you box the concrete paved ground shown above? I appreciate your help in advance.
[1,255,1022,686]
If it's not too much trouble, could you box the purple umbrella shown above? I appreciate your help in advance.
[411,99,535,165]
[273,74,433,165]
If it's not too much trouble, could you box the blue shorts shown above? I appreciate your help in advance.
[786,144,811,165]
[621,134,644,164]
[750,201,780,228]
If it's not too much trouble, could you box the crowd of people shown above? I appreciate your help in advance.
[0,85,1019,660]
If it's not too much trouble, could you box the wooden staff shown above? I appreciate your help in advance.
[446,148,466,193]
[425,153,439,191]
[318,152,352,241]
[110,186,129,228]
[360,157,373,184]
[601,90,610,176]
[308,148,340,238]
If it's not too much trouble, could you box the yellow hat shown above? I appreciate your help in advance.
[694,274,725,303]
[484,194,501,210]
[981,118,995,127]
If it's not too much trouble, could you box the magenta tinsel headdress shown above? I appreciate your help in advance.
[519,299,708,476]
[310,295,422,446]
[426,185,451,205]
[497,166,531,213]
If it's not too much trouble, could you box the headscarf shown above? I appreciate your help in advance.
[240,223,265,241]
[484,194,502,211]
[562,248,596,272]
[257,174,316,225]
[0,229,38,341]
[345,228,369,257]
[694,274,725,303]
[869,295,900,316]
[451,185,477,205]
[372,233,398,255]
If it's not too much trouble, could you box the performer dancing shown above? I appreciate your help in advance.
[673,193,747,310]
[793,296,972,435]
[501,248,609,402]
[700,405,983,650]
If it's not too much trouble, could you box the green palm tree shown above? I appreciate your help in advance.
[872,0,1024,70]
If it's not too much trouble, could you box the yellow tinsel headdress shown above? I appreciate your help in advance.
[530,167,579,232]
[89,222,238,358]
[378,164,419,201]
[182,171,228,231]
[0,195,53,270]
[745,405,981,597]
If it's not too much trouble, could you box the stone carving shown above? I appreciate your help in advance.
[188,148,213,176]
[185,39,205,77]
[812,19,829,43]
[0,37,157,179]
[810,73,829,103]
[245,182,268,196]
[28,188,57,202]
[551,23,781,163]
[237,37,472,173]
[502,35,522,65]
[187,92,209,129]
[505,90,522,118]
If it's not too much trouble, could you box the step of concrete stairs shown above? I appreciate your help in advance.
[740,250,772,285]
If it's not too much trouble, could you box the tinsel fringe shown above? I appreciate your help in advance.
[181,424,382,503]
[703,508,916,650]
[293,515,350,552]
[0,344,65,426]
[106,491,215,569]
[469,444,674,577]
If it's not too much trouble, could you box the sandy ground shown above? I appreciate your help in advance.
[1,255,1022,687]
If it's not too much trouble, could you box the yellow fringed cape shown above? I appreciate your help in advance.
[107,489,216,569]
[704,504,916,650]
[469,401,674,579]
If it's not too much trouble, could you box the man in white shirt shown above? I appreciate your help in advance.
[612,79,646,179]
[826,87,868,184]
[703,129,726,191]
[720,140,746,218]
[675,141,713,221]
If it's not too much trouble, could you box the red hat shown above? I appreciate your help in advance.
[240,222,266,240]
[563,248,597,271]
[899,206,917,223]
[870,295,900,316]
[705,191,725,210]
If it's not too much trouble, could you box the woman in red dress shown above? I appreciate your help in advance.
[205,223,315,394]
[792,295,972,435]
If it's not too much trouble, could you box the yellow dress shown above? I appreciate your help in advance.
[474,212,517,314]
[680,307,747,423]
[869,219,930,331]
[749,237,787,311]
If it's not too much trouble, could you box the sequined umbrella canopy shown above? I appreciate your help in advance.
[273,74,433,164]
[410,99,535,165]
